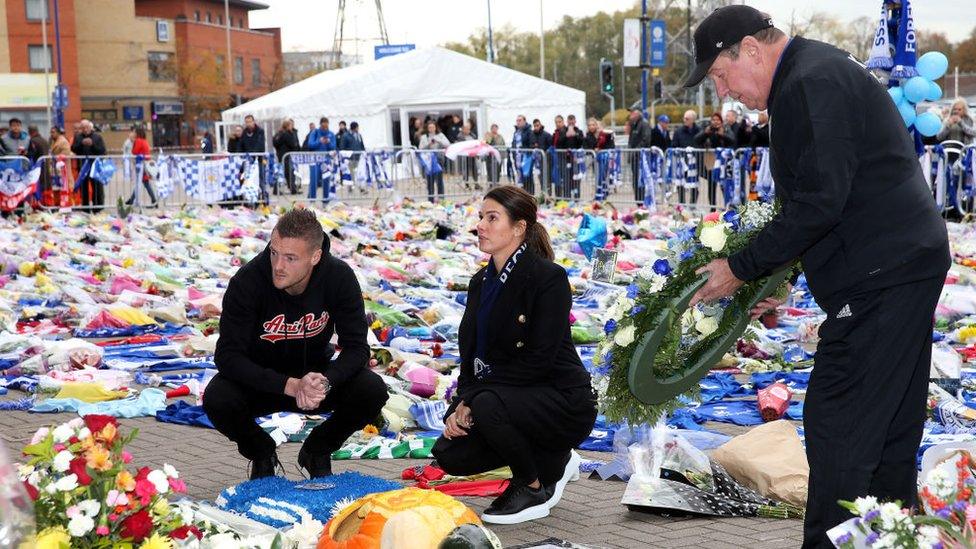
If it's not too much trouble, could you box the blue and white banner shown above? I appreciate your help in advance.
[866,1,893,70]
[891,0,917,78]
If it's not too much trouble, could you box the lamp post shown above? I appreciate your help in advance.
[486,0,495,64]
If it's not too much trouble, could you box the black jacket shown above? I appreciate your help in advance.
[694,125,735,148]
[455,249,591,401]
[272,129,300,160]
[512,125,535,149]
[671,124,698,148]
[627,118,652,149]
[532,128,552,150]
[728,37,950,301]
[552,125,585,150]
[750,124,770,148]
[227,136,242,153]
[650,125,671,150]
[70,131,106,157]
[214,235,370,394]
[240,126,266,153]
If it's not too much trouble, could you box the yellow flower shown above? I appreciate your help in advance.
[122,258,135,268]
[138,534,173,549]
[152,498,170,517]
[363,424,379,436]
[116,470,136,492]
[98,423,117,444]
[34,527,70,549]
[86,445,113,471]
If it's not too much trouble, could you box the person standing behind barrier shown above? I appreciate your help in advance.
[306,118,337,201]
[419,121,449,202]
[70,119,107,213]
[484,124,506,187]
[586,118,616,199]
[936,98,975,145]
[626,109,652,203]
[724,109,743,147]
[457,123,481,190]
[340,122,366,189]
[274,119,301,194]
[695,113,736,208]
[512,116,536,194]
[651,115,671,150]
[48,127,71,206]
[335,121,348,149]
[125,127,157,208]
[750,111,770,147]
[410,118,424,148]
[1,118,30,156]
[552,115,585,199]
[201,130,215,154]
[531,119,552,194]
[27,125,48,198]
[227,126,243,153]
[671,111,700,206]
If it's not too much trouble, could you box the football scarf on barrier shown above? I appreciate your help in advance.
[178,156,244,203]
[866,1,894,70]
[755,148,776,202]
[155,156,175,200]
[595,149,620,201]
[549,146,562,187]
[682,149,699,189]
[72,158,93,191]
[713,148,737,206]
[240,155,262,204]
[474,242,528,381]
[573,149,587,182]
[355,151,393,189]
[890,0,917,79]
[638,149,660,208]
[0,159,42,212]
[416,151,443,176]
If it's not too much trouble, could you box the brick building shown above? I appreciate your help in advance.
[0,0,281,148]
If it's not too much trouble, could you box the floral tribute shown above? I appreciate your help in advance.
[832,450,976,549]
[598,201,794,425]
[19,415,202,548]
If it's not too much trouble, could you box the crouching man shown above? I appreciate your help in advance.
[204,208,388,479]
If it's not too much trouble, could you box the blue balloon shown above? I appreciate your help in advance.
[914,112,942,137]
[888,86,904,105]
[917,51,949,81]
[898,102,917,127]
[925,81,943,102]
[903,76,930,104]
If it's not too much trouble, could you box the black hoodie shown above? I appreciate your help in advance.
[214,234,370,394]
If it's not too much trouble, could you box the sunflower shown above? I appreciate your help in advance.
[138,533,173,549]
[34,527,70,549]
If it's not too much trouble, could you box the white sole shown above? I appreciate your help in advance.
[547,450,581,509]
[481,502,550,525]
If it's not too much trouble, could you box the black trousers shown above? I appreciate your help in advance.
[630,161,644,203]
[425,172,445,202]
[432,385,596,486]
[80,178,104,213]
[203,368,389,461]
[802,277,943,548]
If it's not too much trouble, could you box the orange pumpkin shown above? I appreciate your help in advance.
[318,488,481,549]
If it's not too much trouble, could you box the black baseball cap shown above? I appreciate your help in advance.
[683,5,774,88]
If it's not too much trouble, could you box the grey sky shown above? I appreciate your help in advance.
[250,0,970,56]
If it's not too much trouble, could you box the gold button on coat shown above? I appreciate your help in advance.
[517,314,527,324]
[516,341,525,348]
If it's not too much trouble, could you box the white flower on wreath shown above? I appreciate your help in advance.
[606,296,634,322]
[699,223,729,252]
[695,316,719,337]
[147,469,170,494]
[647,273,667,293]
[915,525,941,548]
[853,496,879,516]
[67,514,94,537]
[614,325,637,347]
[53,450,73,473]
[55,473,79,492]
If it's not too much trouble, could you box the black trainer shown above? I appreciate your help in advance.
[249,453,282,480]
[298,447,333,478]
[483,481,520,515]
[481,483,550,525]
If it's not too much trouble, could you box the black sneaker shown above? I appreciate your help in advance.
[249,453,282,480]
[297,447,333,478]
[481,483,550,524]
[483,481,520,515]
[545,450,581,509]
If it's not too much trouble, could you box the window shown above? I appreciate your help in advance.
[28,45,52,71]
[251,59,261,86]
[217,14,223,25]
[206,12,212,23]
[233,56,244,84]
[215,54,226,82]
[25,0,46,21]
[194,10,200,21]
[147,51,175,82]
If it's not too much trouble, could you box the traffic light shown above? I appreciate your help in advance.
[600,61,614,94]
[653,79,663,98]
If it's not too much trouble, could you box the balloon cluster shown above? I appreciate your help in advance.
[887,51,949,137]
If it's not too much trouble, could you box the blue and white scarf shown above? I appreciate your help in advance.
[595,149,621,201]
[713,148,737,206]
[866,1,894,70]
[890,0,917,79]
[356,151,393,189]
[417,151,443,176]
[755,147,775,202]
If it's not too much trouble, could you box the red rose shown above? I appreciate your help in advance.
[23,480,38,501]
[83,414,118,434]
[169,525,203,540]
[134,466,151,482]
[69,458,92,486]
[120,509,153,543]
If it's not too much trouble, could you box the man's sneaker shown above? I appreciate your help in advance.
[249,453,282,480]
[545,450,581,509]
[298,447,333,478]
[483,481,520,515]
[481,483,550,524]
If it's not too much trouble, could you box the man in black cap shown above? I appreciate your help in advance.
[686,6,949,548]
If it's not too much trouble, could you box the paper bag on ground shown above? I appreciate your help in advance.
[710,419,808,507]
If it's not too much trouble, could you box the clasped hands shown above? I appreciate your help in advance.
[443,401,473,440]
[285,372,330,411]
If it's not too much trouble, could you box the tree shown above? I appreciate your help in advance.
[953,27,976,72]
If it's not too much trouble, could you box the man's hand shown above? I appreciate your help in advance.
[286,372,329,411]
[443,401,471,440]
[82,137,93,146]
[690,258,744,306]
[749,284,793,320]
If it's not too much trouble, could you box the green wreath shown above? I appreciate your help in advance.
[598,202,796,425]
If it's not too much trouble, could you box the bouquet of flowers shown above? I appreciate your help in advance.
[830,450,976,548]
[598,201,794,425]
[18,415,203,548]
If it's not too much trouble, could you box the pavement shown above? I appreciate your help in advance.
[0,402,804,548]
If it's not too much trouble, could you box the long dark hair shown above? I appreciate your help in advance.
[484,186,554,260]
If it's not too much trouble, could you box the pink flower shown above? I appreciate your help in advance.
[134,478,156,505]
[967,504,976,523]
[704,212,721,223]
[66,505,80,519]
[30,427,50,445]
[108,514,118,522]
[121,451,133,464]
[53,443,66,452]
[106,489,128,507]
[96,526,109,536]
[168,478,186,494]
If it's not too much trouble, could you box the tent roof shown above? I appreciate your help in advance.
[223,47,585,121]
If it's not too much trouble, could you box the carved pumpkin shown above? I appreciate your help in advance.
[317,488,481,549]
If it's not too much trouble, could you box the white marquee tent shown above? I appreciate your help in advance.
[221,47,585,149]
